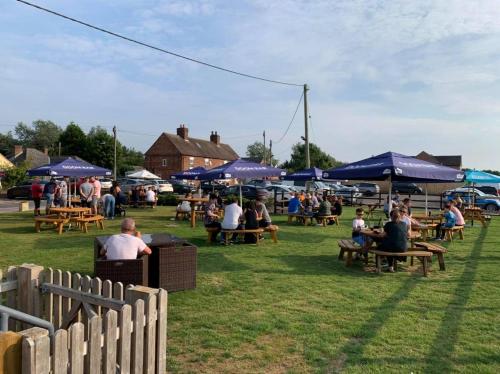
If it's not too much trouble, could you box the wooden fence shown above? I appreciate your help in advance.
[0,264,167,374]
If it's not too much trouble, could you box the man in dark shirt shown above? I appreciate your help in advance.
[379,209,408,272]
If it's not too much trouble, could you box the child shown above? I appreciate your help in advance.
[352,208,368,247]
[435,204,456,240]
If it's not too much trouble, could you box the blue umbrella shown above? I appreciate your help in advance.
[464,170,500,184]
[283,167,323,181]
[170,166,207,180]
[198,159,285,205]
[323,152,464,213]
[28,157,112,177]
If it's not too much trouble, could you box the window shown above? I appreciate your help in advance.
[204,158,210,166]
[162,159,167,167]
[189,156,194,166]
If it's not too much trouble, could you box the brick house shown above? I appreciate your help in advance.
[8,145,50,168]
[415,151,462,170]
[144,125,239,179]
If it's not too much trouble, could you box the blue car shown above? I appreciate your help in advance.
[443,188,500,212]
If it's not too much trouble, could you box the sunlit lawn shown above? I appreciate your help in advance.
[1,206,499,373]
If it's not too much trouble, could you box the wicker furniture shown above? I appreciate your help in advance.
[95,256,149,286]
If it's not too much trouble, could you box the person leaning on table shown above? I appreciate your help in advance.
[100,218,152,260]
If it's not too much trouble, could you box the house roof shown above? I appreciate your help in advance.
[9,148,50,168]
[147,133,239,160]
[415,151,462,169]
[49,155,87,164]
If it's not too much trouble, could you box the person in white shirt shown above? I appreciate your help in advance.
[145,187,156,207]
[221,197,243,243]
[100,218,152,260]
[58,177,69,207]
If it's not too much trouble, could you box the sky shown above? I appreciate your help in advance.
[1,0,499,170]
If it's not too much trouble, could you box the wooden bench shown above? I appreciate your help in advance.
[370,249,432,276]
[220,228,264,245]
[414,242,448,271]
[443,226,464,242]
[263,225,279,243]
[34,215,70,235]
[175,211,190,220]
[287,213,304,224]
[76,215,105,233]
[316,215,338,226]
[337,239,367,266]
[206,226,220,243]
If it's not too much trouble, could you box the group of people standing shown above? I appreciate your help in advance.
[204,193,272,244]
[31,176,69,215]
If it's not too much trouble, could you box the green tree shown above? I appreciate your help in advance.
[119,146,144,176]
[85,126,120,169]
[0,131,16,156]
[15,120,62,154]
[2,162,29,188]
[280,143,343,172]
[246,141,279,165]
[58,122,88,158]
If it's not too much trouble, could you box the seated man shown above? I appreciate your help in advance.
[288,193,301,214]
[100,218,152,260]
[221,196,243,243]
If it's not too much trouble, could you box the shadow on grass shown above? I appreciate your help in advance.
[327,276,420,373]
[252,254,353,276]
[0,225,36,234]
[423,226,489,372]
[198,252,250,273]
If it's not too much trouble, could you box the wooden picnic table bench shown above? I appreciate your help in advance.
[316,215,338,226]
[370,249,432,276]
[34,215,70,235]
[414,242,447,270]
[337,239,367,266]
[220,228,264,245]
[207,225,279,244]
[442,226,464,242]
[76,215,105,233]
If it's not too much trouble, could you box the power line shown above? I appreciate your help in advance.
[17,0,303,87]
[275,91,304,144]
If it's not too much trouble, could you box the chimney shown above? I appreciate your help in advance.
[14,145,23,157]
[43,147,49,155]
[210,131,220,145]
[176,124,189,140]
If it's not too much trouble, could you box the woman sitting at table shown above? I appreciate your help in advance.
[378,208,408,273]
[204,193,222,242]
[243,200,259,243]
[177,192,192,215]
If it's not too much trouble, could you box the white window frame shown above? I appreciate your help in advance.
[162,159,167,167]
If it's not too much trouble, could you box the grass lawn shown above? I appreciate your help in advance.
[1,206,500,373]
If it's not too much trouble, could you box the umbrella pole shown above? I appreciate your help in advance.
[239,185,243,208]
[388,175,392,217]
[425,184,428,216]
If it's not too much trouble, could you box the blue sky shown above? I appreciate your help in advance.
[1,0,499,169]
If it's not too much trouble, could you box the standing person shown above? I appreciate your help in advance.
[90,176,101,214]
[102,192,116,219]
[79,177,93,207]
[145,187,157,208]
[378,209,408,273]
[43,178,58,214]
[221,196,243,244]
[393,190,401,204]
[401,198,412,216]
[58,176,69,208]
[31,177,44,216]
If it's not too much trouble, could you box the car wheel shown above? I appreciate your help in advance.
[7,191,14,199]
[485,204,498,212]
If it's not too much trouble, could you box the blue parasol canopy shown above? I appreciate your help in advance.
[27,157,112,177]
[323,152,464,182]
[198,159,285,180]
[283,167,323,181]
[170,166,207,180]
[464,170,500,184]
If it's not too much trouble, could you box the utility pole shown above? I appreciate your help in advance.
[269,139,273,166]
[112,126,117,180]
[262,130,266,165]
[303,84,310,168]
[58,141,61,156]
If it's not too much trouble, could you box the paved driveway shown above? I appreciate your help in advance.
[0,198,47,213]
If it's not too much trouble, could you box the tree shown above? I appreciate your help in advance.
[2,162,29,188]
[85,126,120,169]
[280,142,343,172]
[119,146,144,176]
[0,131,16,156]
[15,120,62,154]
[246,141,279,165]
[58,122,88,158]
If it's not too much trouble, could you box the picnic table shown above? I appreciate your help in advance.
[411,223,439,241]
[412,214,443,224]
[463,207,487,227]
[178,197,209,228]
[49,207,91,219]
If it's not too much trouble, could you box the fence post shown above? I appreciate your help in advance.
[17,265,44,327]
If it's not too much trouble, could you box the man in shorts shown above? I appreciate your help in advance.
[79,177,93,207]
[90,176,101,214]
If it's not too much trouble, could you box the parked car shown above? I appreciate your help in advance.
[200,181,227,194]
[246,179,273,188]
[7,180,48,199]
[443,187,500,212]
[354,182,380,196]
[148,180,174,193]
[221,185,270,200]
[98,178,113,190]
[169,179,196,194]
[474,185,499,196]
[391,182,423,194]
[117,178,149,193]
[266,184,295,202]
[283,180,333,194]
[335,184,362,204]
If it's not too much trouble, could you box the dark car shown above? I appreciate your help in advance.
[353,182,380,196]
[475,186,499,196]
[200,181,227,194]
[391,182,423,194]
[7,180,48,199]
[170,179,196,194]
[221,185,270,200]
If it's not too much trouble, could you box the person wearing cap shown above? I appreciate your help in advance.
[100,218,152,260]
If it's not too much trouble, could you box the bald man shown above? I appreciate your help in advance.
[100,218,152,260]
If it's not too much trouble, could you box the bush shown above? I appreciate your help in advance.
[2,163,28,189]
[157,193,178,206]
